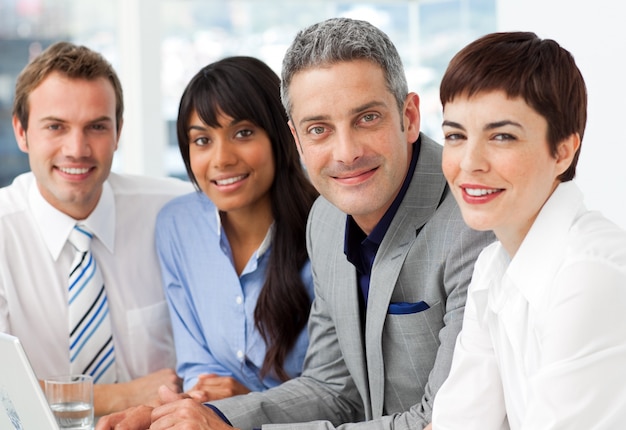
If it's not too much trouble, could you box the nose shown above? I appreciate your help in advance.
[459,140,489,173]
[212,138,237,168]
[333,126,363,165]
[62,129,92,158]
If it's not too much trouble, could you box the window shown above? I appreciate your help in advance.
[0,0,496,186]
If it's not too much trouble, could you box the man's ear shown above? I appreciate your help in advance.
[288,119,303,157]
[114,117,123,151]
[555,133,580,176]
[12,115,29,153]
[403,92,421,143]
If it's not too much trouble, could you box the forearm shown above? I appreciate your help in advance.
[39,379,121,417]
[260,405,431,430]
[93,383,129,416]
[213,374,362,430]
[94,368,181,417]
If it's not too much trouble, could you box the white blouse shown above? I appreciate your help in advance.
[432,181,626,429]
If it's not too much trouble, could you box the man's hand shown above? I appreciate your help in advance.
[95,404,154,430]
[149,386,238,429]
[95,385,187,430]
[94,368,182,416]
[186,374,251,402]
[97,386,239,430]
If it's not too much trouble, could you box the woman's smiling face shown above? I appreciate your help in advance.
[187,110,275,215]
[441,90,576,255]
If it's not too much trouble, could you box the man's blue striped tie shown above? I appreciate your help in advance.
[68,224,116,383]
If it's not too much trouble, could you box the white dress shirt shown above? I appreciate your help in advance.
[432,181,626,430]
[0,172,192,382]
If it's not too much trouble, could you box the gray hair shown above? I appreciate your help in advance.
[280,17,408,116]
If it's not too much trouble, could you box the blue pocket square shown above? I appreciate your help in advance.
[388,301,430,315]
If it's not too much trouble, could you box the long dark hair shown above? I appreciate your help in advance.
[176,56,318,381]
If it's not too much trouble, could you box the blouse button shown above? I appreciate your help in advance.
[236,350,244,360]
[235,295,243,305]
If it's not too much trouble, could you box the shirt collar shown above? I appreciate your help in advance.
[473,181,584,320]
[344,137,421,257]
[29,180,116,260]
[506,181,584,305]
[257,223,274,257]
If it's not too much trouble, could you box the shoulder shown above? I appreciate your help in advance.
[157,191,214,224]
[422,183,485,240]
[107,172,194,198]
[419,133,443,161]
[306,196,346,260]
[0,172,33,218]
[567,210,626,268]
[472,241,504,276]
[413,185,496,284]
[308,195,345,232]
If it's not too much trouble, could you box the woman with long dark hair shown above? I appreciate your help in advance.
[155,56,318,401]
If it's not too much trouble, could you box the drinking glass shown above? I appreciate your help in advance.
[44,374,94,430]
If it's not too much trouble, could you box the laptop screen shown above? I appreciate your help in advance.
[0,332,59,429]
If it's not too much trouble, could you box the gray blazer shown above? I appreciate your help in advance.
[212,135,495,429]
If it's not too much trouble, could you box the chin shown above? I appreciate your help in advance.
[461,214,494,232]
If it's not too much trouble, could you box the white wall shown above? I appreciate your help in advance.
[497,0,626,228]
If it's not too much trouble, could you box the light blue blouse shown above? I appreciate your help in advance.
[155,191,314,391]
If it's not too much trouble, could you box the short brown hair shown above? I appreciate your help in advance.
[12,41,124,133]
[440,32,587,182]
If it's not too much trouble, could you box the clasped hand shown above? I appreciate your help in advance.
[96,374,248,429]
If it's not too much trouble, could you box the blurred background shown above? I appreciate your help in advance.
[1,0,624,228]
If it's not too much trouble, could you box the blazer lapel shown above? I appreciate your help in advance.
[330,221,372,417]
[364,135,448,416]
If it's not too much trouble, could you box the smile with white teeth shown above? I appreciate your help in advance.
[214,175,246,186]
[464,187,501,197]
[59,167,90,175]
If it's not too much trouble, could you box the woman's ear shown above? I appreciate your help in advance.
[555,133,580,176]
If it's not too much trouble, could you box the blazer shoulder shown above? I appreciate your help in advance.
[307,196,347,259]
[309,195,344,228]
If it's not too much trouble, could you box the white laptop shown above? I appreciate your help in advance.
[0,332,60,429]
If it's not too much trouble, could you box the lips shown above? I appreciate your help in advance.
[58,167,91,175]
[460,185,504,204]
[331,166,378,183]
[212,174,248,186]
[463,187,502,197]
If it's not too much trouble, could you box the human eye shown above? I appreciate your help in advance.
[191,136,210,147]
[443,131,466,145]
[492,133,517,142]
[45,122,63,131]
[359,112,380,124]
[299,120,333,144]
[307,125,327,137]
[234,128,254,139]
[89,122,110,132]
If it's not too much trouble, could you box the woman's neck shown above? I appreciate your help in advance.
[220,200,273,275]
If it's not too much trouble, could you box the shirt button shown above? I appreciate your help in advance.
[235,296,243,305]
[236,350,244,360]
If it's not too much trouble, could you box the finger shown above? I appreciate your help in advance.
[187,389,209,402]
[158,384,186,403]
[152,398,196,423]
[196,373,219,382]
